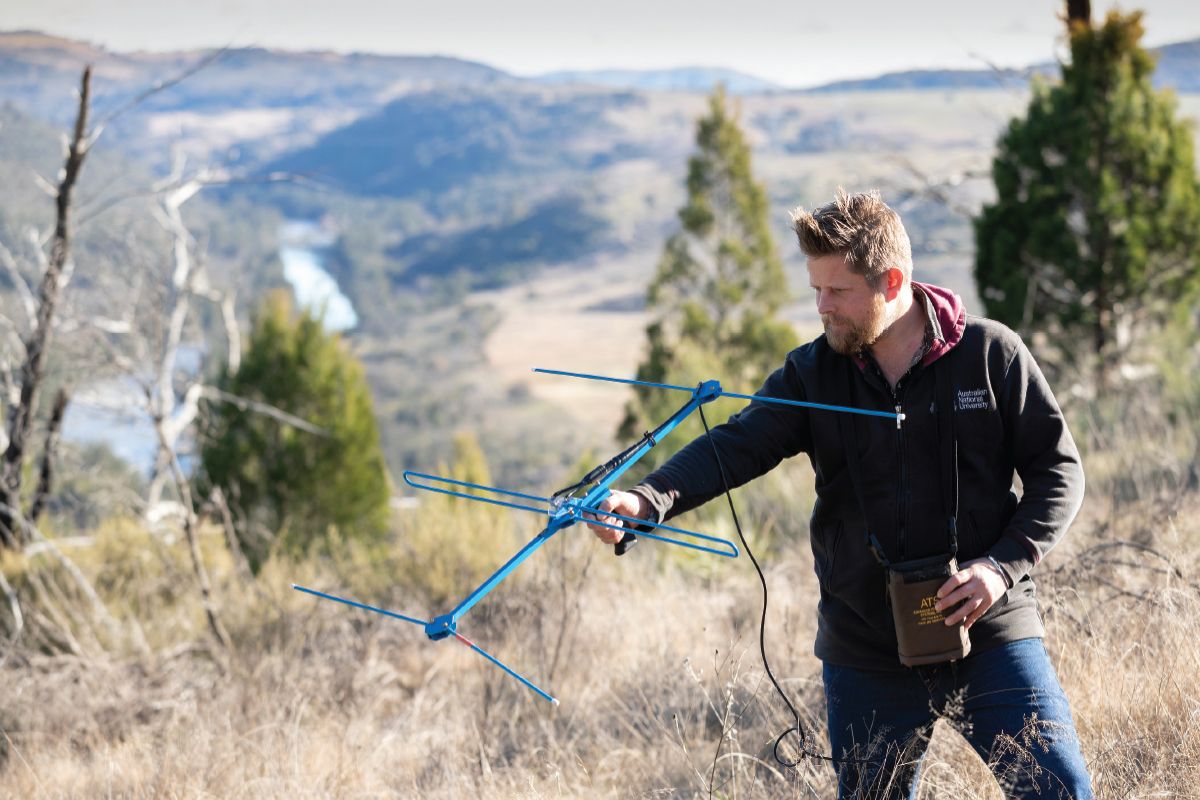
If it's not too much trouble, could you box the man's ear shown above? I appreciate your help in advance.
[884,267,906,301]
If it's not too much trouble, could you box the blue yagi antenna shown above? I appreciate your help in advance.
[294,367,903,705]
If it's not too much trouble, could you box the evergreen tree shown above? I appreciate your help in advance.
[974,9,1200,387]
[619,86,797,449]
[197,291,391,571]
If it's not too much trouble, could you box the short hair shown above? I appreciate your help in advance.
[790,189,912,287]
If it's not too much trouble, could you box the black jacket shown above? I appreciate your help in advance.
[634,283,1085,670]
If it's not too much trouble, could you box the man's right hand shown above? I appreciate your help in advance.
[585,490,650,544]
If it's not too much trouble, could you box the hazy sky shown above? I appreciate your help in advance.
[6,0,1198,87]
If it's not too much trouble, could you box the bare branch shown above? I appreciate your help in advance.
[150,414,232,656]
[0,567,23,644]
[0,500,134,654]
[203,386,329,437]
[143,158,212,475]
[25,227,50,272]
[0,240,37,330]
[143,379,325,518]
[29,389,69,524]
[76,171,308,228]
[158,382,205,451]
[29,169,58,199]
[208,487,260,589]
[0,331,23,420]
[964,50,1044,98]
[216,291,240,374]
[21,566,85,656]
[887,155,989,219]
[91,46,233,134]
[86,317,133,335]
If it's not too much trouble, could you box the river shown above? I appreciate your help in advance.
[278,219,358,332]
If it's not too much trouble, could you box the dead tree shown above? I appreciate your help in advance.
[110,158,322,653]
[0,68,92,550]
[143,160,239,653]
[0,58,314,655]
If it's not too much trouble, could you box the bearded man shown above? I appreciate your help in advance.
[588,190,1093,799]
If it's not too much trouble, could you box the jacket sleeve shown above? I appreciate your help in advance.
[630,356,812,524]
[986,339,1085,586]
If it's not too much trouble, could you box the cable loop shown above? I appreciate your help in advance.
[697,402,874,769]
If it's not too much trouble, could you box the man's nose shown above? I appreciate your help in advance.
[816,293,835,316]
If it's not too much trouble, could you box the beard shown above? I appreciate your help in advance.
[823,293,889,356]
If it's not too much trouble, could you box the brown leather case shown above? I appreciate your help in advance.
[887,555,971,667]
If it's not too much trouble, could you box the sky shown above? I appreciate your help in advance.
[5,0,1198,88]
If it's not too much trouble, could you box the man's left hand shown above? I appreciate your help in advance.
[935,558,1009,629]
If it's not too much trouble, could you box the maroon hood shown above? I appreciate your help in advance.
[913,281,966,366]
[851,281,966,370]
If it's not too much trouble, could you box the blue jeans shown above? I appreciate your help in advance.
[823,638,1093,799]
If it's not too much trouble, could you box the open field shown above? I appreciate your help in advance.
[1,461,1198,798]
[478,249,656,434]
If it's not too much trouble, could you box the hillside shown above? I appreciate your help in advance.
[0,31,513,169]
[1152,37,1200,92]
[0,31,508,111]
[805,35,1200,93]
[267,86,648,200]
[806,67,1044,93]
[3,31,1198,478]
[534,66,782,94]
[0,102,283,311]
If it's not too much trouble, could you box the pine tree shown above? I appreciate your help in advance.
[197,291,391,571]
[619,86,797,449]
[973,9,1200,388]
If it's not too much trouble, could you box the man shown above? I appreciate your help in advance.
[587,190,1092,798]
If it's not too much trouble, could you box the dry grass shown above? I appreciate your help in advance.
[3,377,1199,798]
[477,252,655,434]
[1,465,1199,799]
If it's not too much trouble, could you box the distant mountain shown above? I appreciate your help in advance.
[534,66,781,94]
[805,68,1046,93]
[804,37,1200,93]
[0,31,515,168]
[0,31,509,118]
[1152,38,1200,93]
[266,86,648,200]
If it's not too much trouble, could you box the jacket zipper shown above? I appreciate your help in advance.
[889,369,912,562]
[868,360,915,562]
[895,398,906,560]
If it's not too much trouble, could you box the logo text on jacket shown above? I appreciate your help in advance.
[957,388,990,410]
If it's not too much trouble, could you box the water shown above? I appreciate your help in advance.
[61,376,160,473]
[60,344,206,476]
[61,221,360,473]
[278,220,358,332]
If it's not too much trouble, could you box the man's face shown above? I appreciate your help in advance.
[806,253,889,356]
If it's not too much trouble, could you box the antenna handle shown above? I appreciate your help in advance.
[614,531,638,556]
